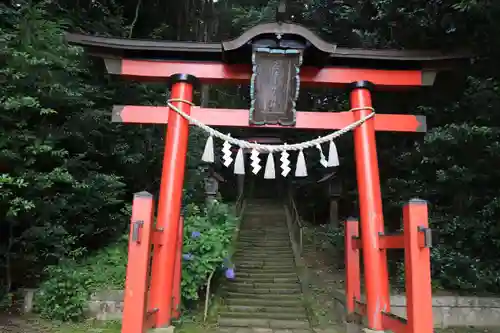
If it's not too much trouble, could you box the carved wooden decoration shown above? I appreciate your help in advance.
[250,48,303,126]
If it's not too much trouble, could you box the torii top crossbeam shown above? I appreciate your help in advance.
[67,22,468,131]
[66,22,468,333]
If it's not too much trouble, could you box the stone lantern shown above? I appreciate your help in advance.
[204,167,225,204]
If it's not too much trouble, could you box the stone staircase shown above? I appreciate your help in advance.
[218,200,311,332]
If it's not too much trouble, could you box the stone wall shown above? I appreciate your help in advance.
[87,290,125,321]
[22,288,500,327]
[331,290,500,328]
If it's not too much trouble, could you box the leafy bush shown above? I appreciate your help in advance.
[313,224,345,250]
[35,240,128,321]
[181,201,238,304]
[35,201,237,321]
[35,263,92,321]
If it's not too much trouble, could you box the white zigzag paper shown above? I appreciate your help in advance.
[280,150,291,177]
[316,140,328,168]
[222,136,233,167]
[250,149,261,174]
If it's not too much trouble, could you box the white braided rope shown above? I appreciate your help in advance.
[167,99,375,153]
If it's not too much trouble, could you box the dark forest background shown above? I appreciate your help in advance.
[1,0,500,303]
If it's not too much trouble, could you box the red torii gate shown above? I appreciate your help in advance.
[67,21,467,333]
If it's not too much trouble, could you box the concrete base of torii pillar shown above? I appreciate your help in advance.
[149,327,175,333]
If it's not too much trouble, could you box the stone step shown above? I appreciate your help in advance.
[238,240,290,245]
[239,231,287,235]
[234,247,293,253]
[233,251,294,257]
[234,261,295,268]
[242,220,286,224]
[224,297,303,308]
[237,239,291,245]
[218,317,310,329]
[225,286,301,294]
[234,254,293,259]
[235,264,297,270]
[235,251,292,256]
[240,229,288,233]
[240,228,288,231]
[241,219,286,223]
[236,247,291,252]
[231,276,298,284]
[243,214,284,217]
[240,227,288,231]
[234,265,296,272]
[234,248,293,254]
[236,259,295,265]
[226,291,302,300]
[236,267,297,274]
[238,239,290,244]
[239,232,289,236]
[226,305,306,315]
[236,271,298,279]
[218,200,311,331]
[240,229,288,232]
[239,231,288,234]
[241,223,287,227]
[234,252,293,258]
[246,201,282,203]
[244,211,284,214]
[235,258,295,264]
[246,202,285,210]
[245,204,283,207]
[241,221,285,225]
[238,236,290,241]
[240,230,288,233]
[220,310,306,321]
[233,256,294,262]
[227,281,301,290]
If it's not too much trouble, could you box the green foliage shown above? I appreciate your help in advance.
[385,77,500,292]
[35,264,91,321]
[0,0,169,290]
[315,225,345,259]
[34,202,237,321]
[35,240,128,321]
[181,201,238,303]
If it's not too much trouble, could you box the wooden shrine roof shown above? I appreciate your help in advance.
[66,22,470,70]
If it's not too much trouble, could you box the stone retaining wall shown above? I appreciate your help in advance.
[331,290,500,328]
[22,288,500,327]
[87,290,125,321]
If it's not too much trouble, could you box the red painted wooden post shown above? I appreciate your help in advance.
[172,215,184,320]
[350,81,390,330]
[403,199,433,333]
[122,192,155,333]
[149,74,195,328]
[344,218,361,315]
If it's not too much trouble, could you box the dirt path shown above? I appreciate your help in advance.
[0,314,54,333]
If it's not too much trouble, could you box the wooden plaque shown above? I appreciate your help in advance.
[250,48,302,126]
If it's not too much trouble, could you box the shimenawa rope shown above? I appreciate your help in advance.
[166,98,375,153]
